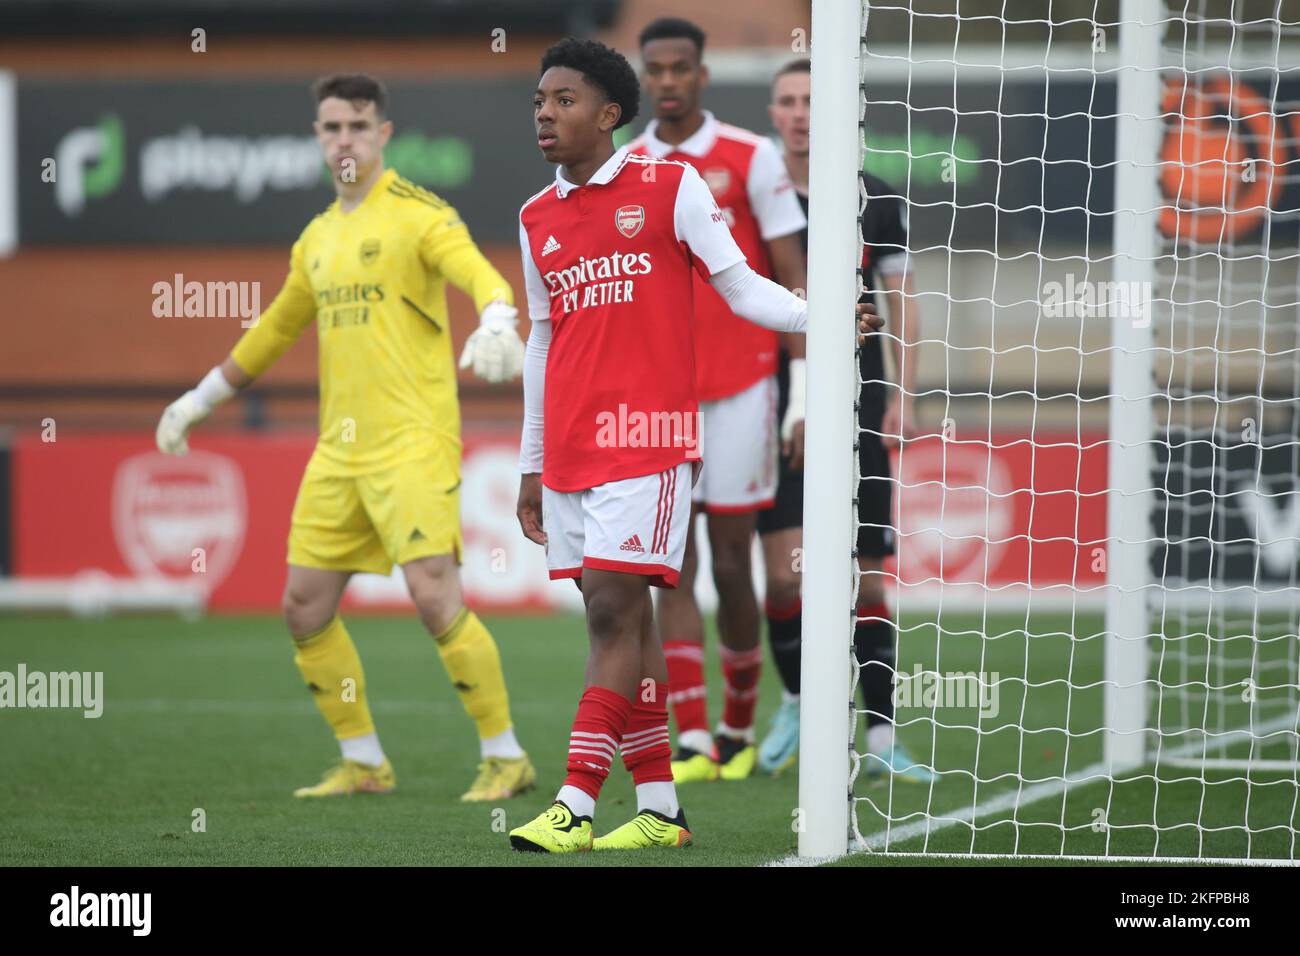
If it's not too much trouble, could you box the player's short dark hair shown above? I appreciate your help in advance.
[312,73,388,117]
[638,17,706,57]
[775,58,811,80]
[539,38,640,130]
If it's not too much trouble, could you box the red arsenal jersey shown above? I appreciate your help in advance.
[627,111,806,401]
[519,148,746,492]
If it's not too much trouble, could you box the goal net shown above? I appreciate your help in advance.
[801,0,1300,863]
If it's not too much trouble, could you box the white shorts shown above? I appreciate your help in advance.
[543,462,695,589]
[693,374,778,513]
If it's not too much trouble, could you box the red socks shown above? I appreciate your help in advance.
[719,644,764,734]
[619,681,673,783]
[663,640,709,735]
[563,686,632,800]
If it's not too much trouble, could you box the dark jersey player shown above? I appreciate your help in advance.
[757,58,932,782]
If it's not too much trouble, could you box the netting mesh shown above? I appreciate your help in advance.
[848,0,1300,861]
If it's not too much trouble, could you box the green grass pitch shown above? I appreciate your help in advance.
[1,611,1296,866]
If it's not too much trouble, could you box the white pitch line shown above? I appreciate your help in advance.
[769,712,1298,866]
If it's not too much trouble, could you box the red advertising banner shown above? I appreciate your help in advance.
[10,430,1108,612]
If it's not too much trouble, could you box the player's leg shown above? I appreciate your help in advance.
[596,586,693,850]
[366,454,533,801]
[401,554,534,801]
[706,509,764,779]
[756,354,806,772]
[511,464,692,852]
[757,525,803,773]
[285,467,396,797]
[657,508,718,780]
[702,375,780,778]
[856,436,931,783]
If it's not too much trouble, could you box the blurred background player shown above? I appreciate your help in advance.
[510,38,825,853]
[154,73,537,801]
[627,17,809,784]
[757,59,931,781]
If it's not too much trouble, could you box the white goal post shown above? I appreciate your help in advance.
[801,0,1300,862]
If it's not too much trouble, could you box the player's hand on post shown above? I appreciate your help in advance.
[459,301,525,383]
[517,473,547,546]
[857,301,884,342]
[155,366,236,455]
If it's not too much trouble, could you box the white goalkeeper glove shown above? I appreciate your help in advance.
[459,301,525,383]
[155,366,236,455]
[781,357,806,445]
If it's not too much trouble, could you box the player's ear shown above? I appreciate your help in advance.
[379,119,394,147]
[600,101,621,134]
[698,61,710,91]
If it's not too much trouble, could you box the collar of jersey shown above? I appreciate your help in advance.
[639,110,718,159]
[554,146,632,199]
[333,168,398,215]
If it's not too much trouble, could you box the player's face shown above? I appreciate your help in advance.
[769,72,811,156]
[641,38,707,121]
[534,67,620,166]
[314,97,392,184]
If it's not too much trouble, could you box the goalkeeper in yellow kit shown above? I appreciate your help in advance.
[155,74,535,802]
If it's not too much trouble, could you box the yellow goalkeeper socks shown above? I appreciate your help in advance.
[432,608,515,743]
[292,616,376,742]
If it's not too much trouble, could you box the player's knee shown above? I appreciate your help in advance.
[282,585,333,638]
[765,572,801,611]
[856,574,886,607]
[711,540,752,587]
[585,589,639,646]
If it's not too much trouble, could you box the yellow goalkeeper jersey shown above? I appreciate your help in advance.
[231,169,512,477]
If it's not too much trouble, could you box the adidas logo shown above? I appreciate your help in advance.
[409,528,426,542]
[541,235,561,257]
[620,534,646,553]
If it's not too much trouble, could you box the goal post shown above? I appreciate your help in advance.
[798,0,863,859]
[1103,0,1162,776]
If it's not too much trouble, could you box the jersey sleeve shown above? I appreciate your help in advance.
[746,136,807,241]
[866,189,910,279]
[673,163,747,279]
[419,204,514,311]
[229,233,317,378]
[518,217,552,322]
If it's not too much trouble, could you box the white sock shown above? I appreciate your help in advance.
[866,723,895,757]
[636,781,679,818]
[480,726,524,759]
[679,729,713,754]
[339,732,385,767]
[556,785,595,819]
[717,721,755,744]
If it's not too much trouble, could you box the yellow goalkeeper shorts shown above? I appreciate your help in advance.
[287,454,463,575]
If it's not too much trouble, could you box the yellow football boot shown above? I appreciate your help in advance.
[717,735,756,781]
[509,801,594,853]
[293,758,396,798]
[593,809,693,850]
[670,747,720,784]
[461,754,537,802]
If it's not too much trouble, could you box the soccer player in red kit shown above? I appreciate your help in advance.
[508,38,823,853]
[625,18,810,783]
